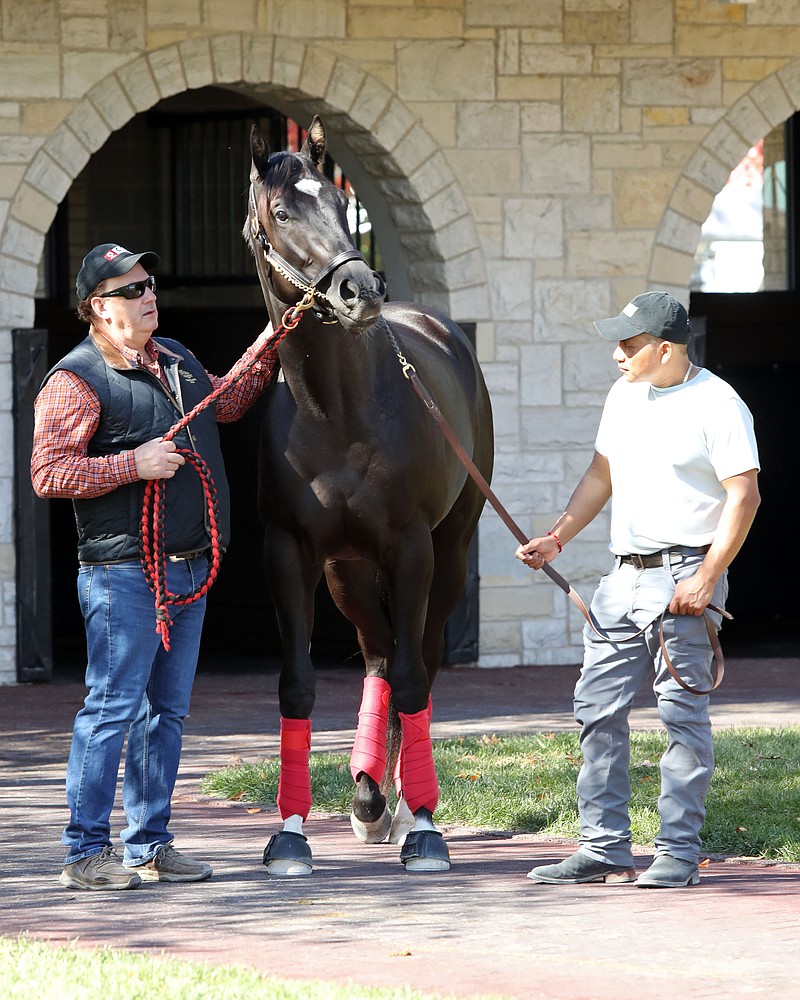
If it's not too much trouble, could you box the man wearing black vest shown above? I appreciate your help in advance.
[32,243,278,890]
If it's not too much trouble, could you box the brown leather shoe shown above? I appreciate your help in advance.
[136,844,212,883]
[59,846,142,891]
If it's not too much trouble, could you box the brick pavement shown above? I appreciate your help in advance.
[2,659,799,999]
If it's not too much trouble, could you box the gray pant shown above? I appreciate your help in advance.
[574,550,728,867]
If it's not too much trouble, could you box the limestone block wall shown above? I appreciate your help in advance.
[1,1,799,682]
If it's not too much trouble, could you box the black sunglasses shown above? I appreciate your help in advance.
[99,275,156,299]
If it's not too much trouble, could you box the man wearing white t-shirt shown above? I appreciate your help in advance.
[516,291,760,889]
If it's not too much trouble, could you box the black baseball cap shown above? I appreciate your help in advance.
[593,291,691,345]
[76,243,160,301]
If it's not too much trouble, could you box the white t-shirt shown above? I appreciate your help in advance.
[595,367,760,554]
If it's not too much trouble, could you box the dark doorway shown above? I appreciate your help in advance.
[689,291,799,656]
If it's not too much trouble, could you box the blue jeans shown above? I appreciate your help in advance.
[62,555,208,865]
[574,549,728,867]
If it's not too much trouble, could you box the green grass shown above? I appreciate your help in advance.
[0,935,460,1000]
[202,727,800,863]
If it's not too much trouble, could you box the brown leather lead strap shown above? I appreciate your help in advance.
[396,348,727,695]
[658,610,725,695]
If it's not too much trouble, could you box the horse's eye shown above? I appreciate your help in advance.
[274,208,289,223]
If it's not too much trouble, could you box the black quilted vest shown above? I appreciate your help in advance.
[42,335,230,563]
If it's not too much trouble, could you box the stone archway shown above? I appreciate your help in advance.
[7,34,489,324]
[650,58,800,290]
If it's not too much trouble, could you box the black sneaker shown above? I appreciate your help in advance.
[636,855,699,888]
[528,850,636,884]
[59,846,142,891]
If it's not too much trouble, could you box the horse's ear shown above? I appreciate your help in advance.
[301,116,326,169]
[250,124,270,177]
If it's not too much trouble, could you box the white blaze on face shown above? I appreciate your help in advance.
[295,178,322,198]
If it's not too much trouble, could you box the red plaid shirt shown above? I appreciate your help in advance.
[32,329,278,499]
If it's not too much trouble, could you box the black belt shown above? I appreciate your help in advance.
[619,546,710,570]
[167,549,209,562]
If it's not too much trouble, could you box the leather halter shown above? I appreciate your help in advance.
[247,182,367,322]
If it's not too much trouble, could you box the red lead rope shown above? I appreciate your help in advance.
[140,294,314,650]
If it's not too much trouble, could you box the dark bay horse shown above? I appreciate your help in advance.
[246,116,494,874]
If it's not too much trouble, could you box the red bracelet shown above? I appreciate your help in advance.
[546,531,563,553]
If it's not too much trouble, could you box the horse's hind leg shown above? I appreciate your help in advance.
[324,559,396,843]
[347,673,391,842]
[424,484,484,683]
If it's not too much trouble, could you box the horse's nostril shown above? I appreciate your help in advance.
[336,273,385,310]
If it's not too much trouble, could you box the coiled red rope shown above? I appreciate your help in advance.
[140,294,313,649]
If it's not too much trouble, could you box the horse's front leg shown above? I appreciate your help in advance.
[389,500,481,857]
[261,530,320,876]
[262,717,314,876]
[348,674,391,842]
[389,523,450,873]
[395,702,450,872]
[324,560,396,844]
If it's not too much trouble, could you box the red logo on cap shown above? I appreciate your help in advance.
[103,245,128,261]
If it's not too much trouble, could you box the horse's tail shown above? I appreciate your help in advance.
[381,694,402,799]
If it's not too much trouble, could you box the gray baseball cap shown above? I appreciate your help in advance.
[593,291,691,344]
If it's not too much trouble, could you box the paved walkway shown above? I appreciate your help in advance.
[2,658,800,999]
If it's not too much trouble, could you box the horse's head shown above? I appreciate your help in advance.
[247,116,386,334]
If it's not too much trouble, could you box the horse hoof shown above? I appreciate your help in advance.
[350,806,392,844]
[399,830,451,873]
[387,798,416,845]
[262,831,313,877]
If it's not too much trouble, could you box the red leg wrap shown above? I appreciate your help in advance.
[394,697,432,795]
[398,703,438,815]
[276,717,312,820]
[350,676,391,784]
